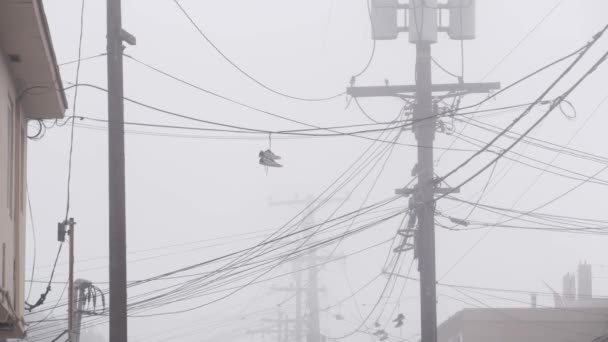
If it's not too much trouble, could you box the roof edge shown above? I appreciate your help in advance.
[34,0,68,112]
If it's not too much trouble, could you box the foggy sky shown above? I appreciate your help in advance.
[25,1,608,341]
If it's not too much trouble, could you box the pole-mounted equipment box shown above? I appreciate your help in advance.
[371,0,399,40]
[448,0,476,40]
[408,0,438,43]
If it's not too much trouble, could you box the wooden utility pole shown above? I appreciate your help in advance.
[351,2,499,342]
[413,40,438,342]
[67,218,75,342]
[107,1,134,341]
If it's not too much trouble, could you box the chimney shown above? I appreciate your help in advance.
[577,262,593,300]
[562,272,576,302]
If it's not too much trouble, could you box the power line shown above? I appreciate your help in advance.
[481,0,566,80]
[172,0,346,102]
[438,24,608,187]
[451,131,608,186]
[440,43,608,194]
[25,183,37,303]
[26,212,402,339]
[438,161,608,280]
[58,52,106,67]
[353,0,377,80]
[26,1,87,324]
[63,82,492,154]
[64,0,86,222]
[436,0,570,162]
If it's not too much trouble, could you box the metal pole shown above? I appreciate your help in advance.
[67,218,75,342]
[414,42,437,342]
[107,0,128,341]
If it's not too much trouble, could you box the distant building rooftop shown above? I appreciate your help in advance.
[438,306,608,342]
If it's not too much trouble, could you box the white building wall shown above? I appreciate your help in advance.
[0,46,26,336]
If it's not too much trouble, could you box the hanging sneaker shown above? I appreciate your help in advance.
[259,157,283,168]
[393,313,405,328]
[260,149,281,160]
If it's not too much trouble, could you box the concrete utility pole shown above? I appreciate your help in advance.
[107,0,135,341]
[352,2,500,342]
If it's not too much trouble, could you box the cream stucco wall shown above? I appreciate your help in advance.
[0,46,27,337]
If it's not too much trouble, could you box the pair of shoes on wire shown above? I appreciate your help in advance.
[373,329,388,341]
[259,149,283,168]
[393,313,405,328]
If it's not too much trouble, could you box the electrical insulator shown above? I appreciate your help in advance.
[448,0,476,40]
[408,0,438,44]
[371,0,399,40]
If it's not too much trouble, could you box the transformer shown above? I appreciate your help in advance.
[448,0,476,40]
[371,0,399,40]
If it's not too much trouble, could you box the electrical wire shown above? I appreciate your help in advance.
[172,0,346,102]
[64,0,86,222]
[26,211,402,339]
[29,121,404,324]
[58,52,106,67]
[438,24,608,192]
[439,162,608,281]
[25,184,37,303]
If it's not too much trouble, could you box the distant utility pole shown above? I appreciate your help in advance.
[261,311,294,342]
[306,249,326,342]
[272,253,330,342]
[349,2,500,342]
[272,266,305,342]
[57,219,76,342]
[72,279,94,342]
[295,267,303,342]
[269,196,339,342]
[106,0,135,341]
[249,309,295,342]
